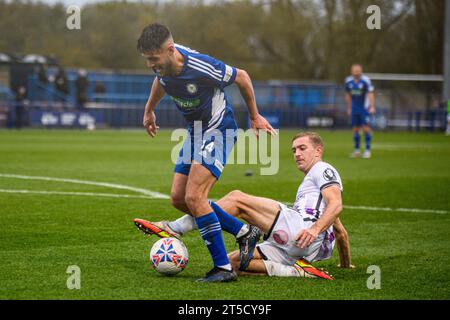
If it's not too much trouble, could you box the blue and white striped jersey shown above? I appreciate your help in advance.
[345,75,374,113]
[157,44,237,127]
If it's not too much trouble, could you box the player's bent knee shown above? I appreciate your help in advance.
[227,190,246,203]
[184,191,205,211]
[172,201,187,212]
[171,194,186,210]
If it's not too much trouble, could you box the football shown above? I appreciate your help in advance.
[150,237,189,275]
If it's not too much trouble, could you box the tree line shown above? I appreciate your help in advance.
[0,0,445,81]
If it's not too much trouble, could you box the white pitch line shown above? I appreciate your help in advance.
[285,203,448,215]
[0,189,156,200]
[0,173,170,199]
[343,205,448,215]
[1,173,447,214]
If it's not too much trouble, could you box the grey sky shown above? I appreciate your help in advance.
[32,0,224,7]
[34,0,140,7]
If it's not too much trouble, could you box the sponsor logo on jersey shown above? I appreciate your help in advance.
[351,89,363,96]
[171,96,201,110]
[323,168,337,181]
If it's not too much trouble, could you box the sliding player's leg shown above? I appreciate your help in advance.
[135,188,278,238]
[228,249,267,275]
[216,190,281,234]
[136,191,258,238]
[135,184,254,239]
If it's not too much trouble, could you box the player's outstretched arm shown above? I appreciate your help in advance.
[234,68,276,137]
[143,77,165,137]
[296,185,343,249]
[333,218,355,269]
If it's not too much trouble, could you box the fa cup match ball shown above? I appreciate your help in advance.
[150,237,189,275]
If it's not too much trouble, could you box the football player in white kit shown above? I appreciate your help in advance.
[222,132,353,278]
[135,132,353,279]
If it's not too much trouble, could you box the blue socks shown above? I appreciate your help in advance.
[210,201,244,237]
[353,132,360,150]
[195,212,230,269]
[365,132,372,151]
[354,132,372,151]
[193,203,247,269]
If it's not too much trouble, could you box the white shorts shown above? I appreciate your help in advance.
[256,203,326,266]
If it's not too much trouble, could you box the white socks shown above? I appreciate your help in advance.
[263,260,302,277]
[167,214,250,240]
[236,224,249,238]
[168,214,197,235]
[218,264,232,271]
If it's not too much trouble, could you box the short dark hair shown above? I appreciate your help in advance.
[137,23,171,53]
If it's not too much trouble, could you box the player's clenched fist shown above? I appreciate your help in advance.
[143,110,159,138]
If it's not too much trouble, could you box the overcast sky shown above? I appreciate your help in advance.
[36,0,142,7]
[32,0,224,7]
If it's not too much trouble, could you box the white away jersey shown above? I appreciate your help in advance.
[293,161,343,222]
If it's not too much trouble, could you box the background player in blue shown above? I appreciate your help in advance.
[136,23,276,282]
[345,64,376,159]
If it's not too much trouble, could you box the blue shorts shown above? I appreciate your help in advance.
[351,112,370,127]
[174,108,237,180]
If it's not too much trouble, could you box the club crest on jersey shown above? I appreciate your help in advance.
[186,83,198,94]
[323,168,337,181]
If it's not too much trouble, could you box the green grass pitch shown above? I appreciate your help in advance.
[0,128,449,299]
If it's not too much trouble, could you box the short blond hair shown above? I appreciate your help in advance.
[292,132,323,147]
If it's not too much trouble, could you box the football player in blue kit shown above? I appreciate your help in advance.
[345,64,376,158]
[135,23,276,282]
